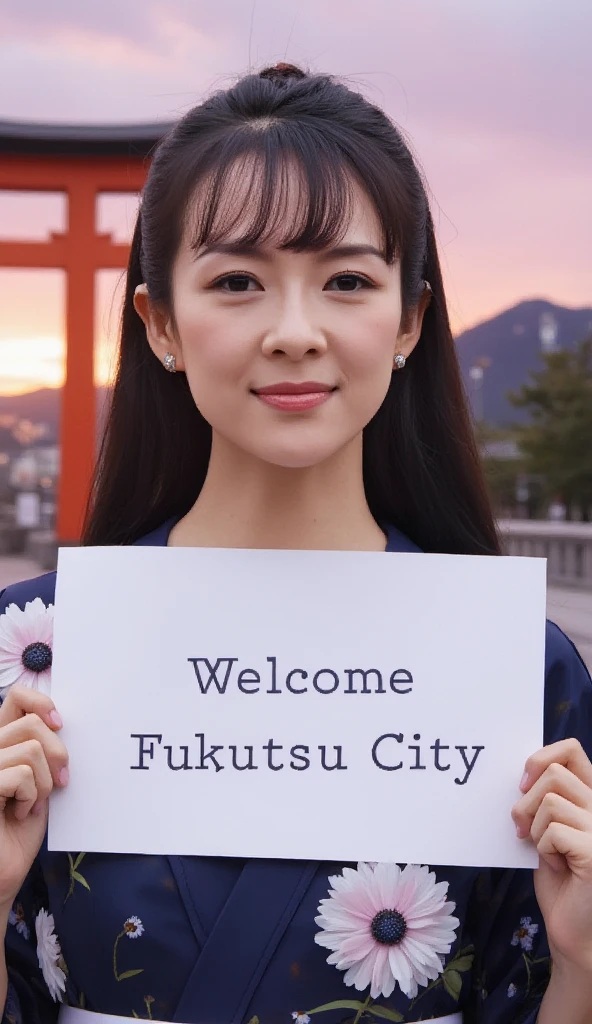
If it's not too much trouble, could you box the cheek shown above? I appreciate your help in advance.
[339,314,398,380]
[176,307,249,382]
[173,304,257,434]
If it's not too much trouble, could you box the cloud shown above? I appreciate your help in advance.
[0,0,239,121]
[1,0,590,153]
[0,0,590,342]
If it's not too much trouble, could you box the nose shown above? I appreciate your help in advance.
[261,292,327,361]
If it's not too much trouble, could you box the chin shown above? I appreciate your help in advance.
[255,442,342,470]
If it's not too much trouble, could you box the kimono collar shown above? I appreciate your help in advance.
[135,517,422,553]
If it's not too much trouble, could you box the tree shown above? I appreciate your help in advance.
[474,421,525,516]
[509,337,592,520]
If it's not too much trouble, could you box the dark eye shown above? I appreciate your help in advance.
[212,274,260,293]
[325,273,373,293]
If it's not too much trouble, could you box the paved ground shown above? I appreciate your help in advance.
[1,555,591,672]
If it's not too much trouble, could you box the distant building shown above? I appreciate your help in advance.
[481,439,521,461]
[9,445,59,490]
[539,311,559,353]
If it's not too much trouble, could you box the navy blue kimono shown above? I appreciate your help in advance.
[1,519,591,1024]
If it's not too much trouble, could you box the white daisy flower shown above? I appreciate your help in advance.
[0,598,53,696]
[511,916,539,952]
[292,1014,311,1024]
[315,862,459,1000]
[507,983,517,998]
[35,909,66,1002]
[124,916,144,938]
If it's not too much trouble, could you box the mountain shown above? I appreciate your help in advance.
[0,387,109,454]
[1,299,591,438]
[455,299,592,425]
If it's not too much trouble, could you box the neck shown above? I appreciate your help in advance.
[169,433,386,551]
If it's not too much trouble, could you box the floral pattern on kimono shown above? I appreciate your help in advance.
[1,518,591,1024]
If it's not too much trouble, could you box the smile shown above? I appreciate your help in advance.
[252,381,337,412]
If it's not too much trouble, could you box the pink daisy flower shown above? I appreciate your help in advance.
[0,598,53,697]
[314,862,459,1000]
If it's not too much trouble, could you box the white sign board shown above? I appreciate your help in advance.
[48,546,546,869]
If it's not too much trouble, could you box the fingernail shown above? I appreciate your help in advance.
[520,771,530,792]
[58,766,69,787]
[32,800,46,816]
[48,710,63,729]
[516,823,526,839]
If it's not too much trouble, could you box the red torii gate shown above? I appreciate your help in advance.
[0,121,171,542]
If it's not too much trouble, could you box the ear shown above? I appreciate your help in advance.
[395,282,433,361]
[133,284,186,372]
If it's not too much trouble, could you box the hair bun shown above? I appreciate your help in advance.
[259,62,307,84]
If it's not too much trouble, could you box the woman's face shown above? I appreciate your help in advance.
[137,177,428,470]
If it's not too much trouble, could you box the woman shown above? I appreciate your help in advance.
[0,62,591,1024]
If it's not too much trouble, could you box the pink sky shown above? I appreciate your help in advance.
[0,0,590,394]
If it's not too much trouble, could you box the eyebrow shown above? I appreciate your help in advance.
[193,242,387,262]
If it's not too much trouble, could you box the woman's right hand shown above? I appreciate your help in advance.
[0,686,68,916]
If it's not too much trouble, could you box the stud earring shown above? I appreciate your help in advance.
[393,353,406,370]
[163,352,176,373]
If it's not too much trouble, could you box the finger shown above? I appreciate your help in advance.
[529,791,592,846]
[537,821,592,878]
[0,765,38,821]
[0,715,68,788]
[513,761,592,836]
[521,738,592,793]
[0,741,53,805]
[0,687,62,732]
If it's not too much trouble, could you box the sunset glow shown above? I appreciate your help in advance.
[0,336,65,395]
[0,335,117,396]
[0,266,122,395]
[0,2,590,396]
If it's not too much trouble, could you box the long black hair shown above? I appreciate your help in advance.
[84,62,500,555]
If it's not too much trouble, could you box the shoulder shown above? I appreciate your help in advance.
[0,571,57,613]
[544,618,585,675]
[544,618,592,752]
[0,518,174,614]
[545,618,590,685]
[384,523,423,553]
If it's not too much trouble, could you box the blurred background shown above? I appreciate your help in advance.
[0,0,590,664]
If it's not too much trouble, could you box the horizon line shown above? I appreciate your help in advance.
[1,295,591,399]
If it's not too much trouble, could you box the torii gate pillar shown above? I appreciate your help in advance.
[0,122,170,542]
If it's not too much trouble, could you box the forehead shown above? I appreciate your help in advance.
[183,153,385,255]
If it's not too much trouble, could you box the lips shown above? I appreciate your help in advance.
[253,381,336,395]
[251,381,337,412]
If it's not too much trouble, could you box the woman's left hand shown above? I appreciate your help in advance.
[513,737,592,972]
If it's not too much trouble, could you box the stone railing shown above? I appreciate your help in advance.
[499,519,592,589]
[2,519,592,588]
